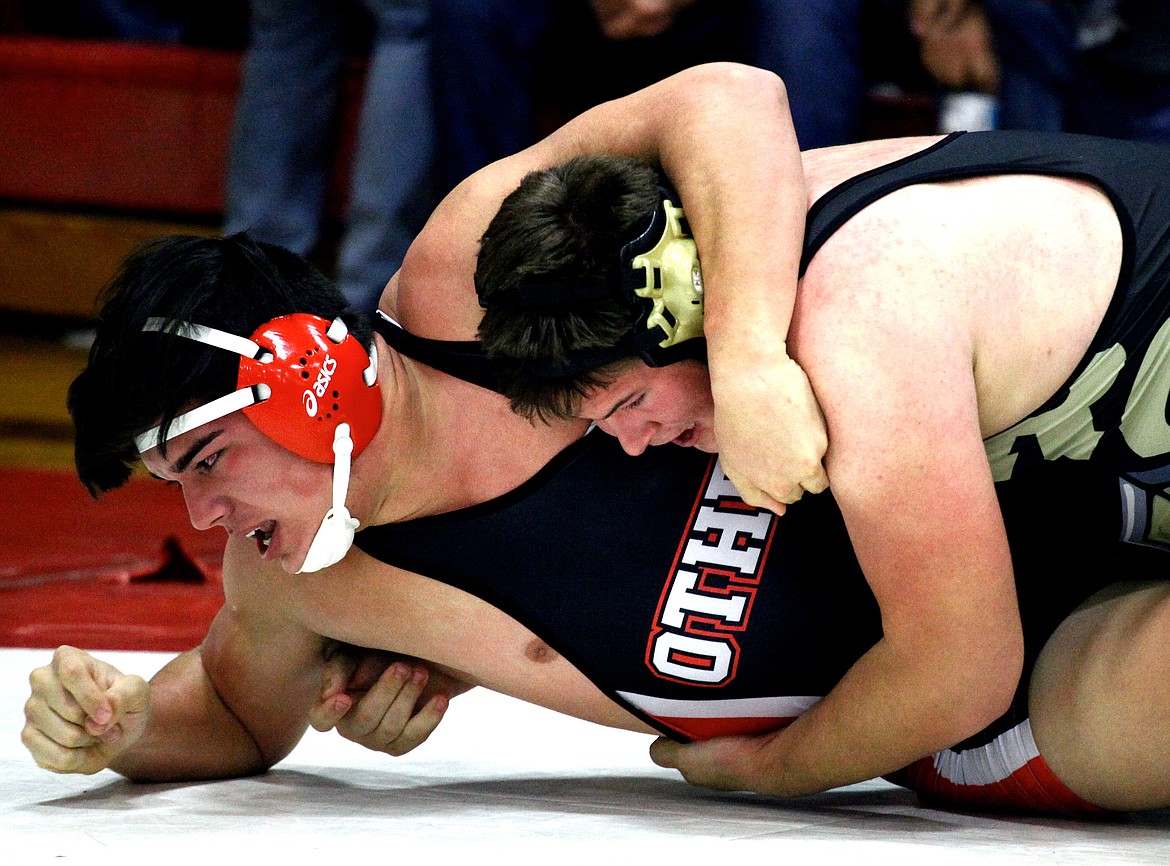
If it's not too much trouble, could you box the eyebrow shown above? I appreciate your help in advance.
[595,392,637,421]
[169,431,222,476]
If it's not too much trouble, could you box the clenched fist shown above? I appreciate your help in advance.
[22,646,150,775]
[712,343,829,515]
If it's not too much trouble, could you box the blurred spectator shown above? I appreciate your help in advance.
[907,0,999,131]
[912,1,1170,142]
[908,0,998,95]
[224,0,434,311]
[430,0,872,188]
[986,0,1170,142]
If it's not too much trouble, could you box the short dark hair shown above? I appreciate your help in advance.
[476,155,659,421]
[69,232,372,495]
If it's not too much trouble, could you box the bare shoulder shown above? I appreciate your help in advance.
[387,189,484,340]
[213,538,325,657]
[789,179,992,510]
[797,168,1118,438]
[788,162,1123,532]
[801,136,947,204]
[796,183,970,344]
[391,156,544,340]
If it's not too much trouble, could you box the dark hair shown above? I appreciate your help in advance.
[476,155,659,421]
[69,232,372,495]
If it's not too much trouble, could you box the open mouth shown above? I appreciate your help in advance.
[245,522,275,556]
[673,426,697,447]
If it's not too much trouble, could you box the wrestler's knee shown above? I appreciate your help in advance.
[1030,581,1170,811]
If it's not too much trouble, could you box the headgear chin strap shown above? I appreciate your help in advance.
[297,423,360,573]
[478,184,706,376]
[134,313,382,573]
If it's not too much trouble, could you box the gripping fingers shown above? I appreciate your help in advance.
[340,663,424,740]
[24,648,148,775]
[47,646,116,731]
[103,674,149,729]
[309,692,352,733]
[21,724,109,775]
[310,652,362,732]
[724,465,789,516]
[21,699,119,776]
[801,464,830,496]
[382,693,448,757]
[336,663,446,755]
[28,664,89,727]
[24,655,111,770]
[649,736,750,793]
[24,691,99,750]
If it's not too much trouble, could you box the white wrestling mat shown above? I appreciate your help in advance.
[3,649,1168,863]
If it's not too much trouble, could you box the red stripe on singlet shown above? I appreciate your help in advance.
[887,754,1108,817]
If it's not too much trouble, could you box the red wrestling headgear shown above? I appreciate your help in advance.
[133,313,382,574]
[238,314,381,463]
[134,313,381,461]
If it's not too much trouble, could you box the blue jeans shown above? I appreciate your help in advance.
[224,0,434,311]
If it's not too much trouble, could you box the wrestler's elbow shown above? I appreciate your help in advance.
[891,620,1022,752]
[944,636,1024,741]
[677,62,790,112]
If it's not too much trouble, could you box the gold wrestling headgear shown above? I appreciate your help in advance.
[477,184,707,373]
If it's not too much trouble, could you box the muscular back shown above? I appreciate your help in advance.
[796,135,1121,438]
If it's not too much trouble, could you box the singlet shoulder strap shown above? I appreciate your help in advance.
[801,132,967,277]
[372,310,504,393]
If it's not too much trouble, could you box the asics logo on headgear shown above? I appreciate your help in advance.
[302,354,338,417]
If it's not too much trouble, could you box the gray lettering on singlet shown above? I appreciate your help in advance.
[986,315,1170,551]
[984,343,1126,481]
[1119,478,1145,545]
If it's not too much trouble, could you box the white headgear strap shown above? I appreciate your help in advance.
[296,422,361,573]
[133,317,274,454]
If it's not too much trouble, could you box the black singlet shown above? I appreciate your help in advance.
[373,311,503,393]
[358,431,880,740]
[356,425,1120,745]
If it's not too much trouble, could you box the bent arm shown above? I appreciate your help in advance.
[767,234,1021,791]
[659,226,1023,794]
[110,549,329,782]
[546,65,822,507]
[536,64,822,506]
[660,439,1022,796]
[532,65,814,446]
[403,63,805,323]
[110,619,323,782]
[732,459,1021,794]
[529,62,808,317]
[411,63,823,504]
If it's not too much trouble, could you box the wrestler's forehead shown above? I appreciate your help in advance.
[576,362,694,421]
[140,410,257,479]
